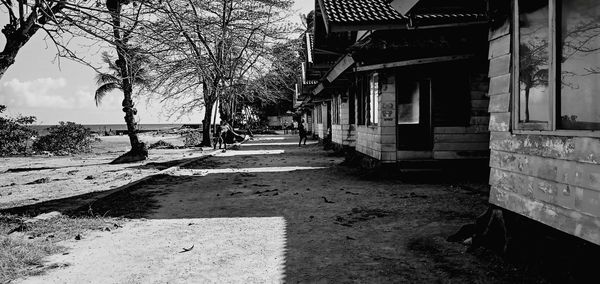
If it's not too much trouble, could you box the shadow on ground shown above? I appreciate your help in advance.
[3,140,544,283]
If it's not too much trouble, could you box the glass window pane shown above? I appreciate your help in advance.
[559,0,600,130]
[397,81,420,124]
[518,0,550,123]
[370,74,379,124]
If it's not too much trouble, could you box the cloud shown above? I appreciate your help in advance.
[0,77,108,109]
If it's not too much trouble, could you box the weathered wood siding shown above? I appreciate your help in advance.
[432,68,491,160]
[332,93,356,147]
[486,17,600,245]
[354,73,396,162]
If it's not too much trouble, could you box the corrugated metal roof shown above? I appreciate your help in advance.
[322,0,484,25]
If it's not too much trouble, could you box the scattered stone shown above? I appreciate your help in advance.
[84,175,95,180]
[66,170,79,175]
[345,191,359,195]
[230,191,243,196]
[74,234,82,240]
[346,236,356,240]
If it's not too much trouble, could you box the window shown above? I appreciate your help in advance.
[369,73,379,125]
[332,94,340,125]
[559,0,600,130]
[515,0,600,131]
[316,105,322,123]
[356,76,367,125]
[397,81,421,124]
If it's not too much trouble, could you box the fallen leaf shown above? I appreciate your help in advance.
[179,245,194,253]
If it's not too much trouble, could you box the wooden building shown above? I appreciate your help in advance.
[302,0,492,167]
[486,0,600,245]
[297,0,600,249]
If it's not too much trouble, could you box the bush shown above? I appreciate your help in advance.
[0,105,38,156]
[183,130,203,147]
[33,122,96,154]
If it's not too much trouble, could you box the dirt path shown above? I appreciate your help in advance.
[16,135,540,283]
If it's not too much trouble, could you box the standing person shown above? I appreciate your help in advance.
[298,119,308,146]
[292,120,298,135]
[216,121,231,151]
[283,121,288,134]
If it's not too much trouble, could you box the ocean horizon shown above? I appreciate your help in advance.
[29,123,200,135]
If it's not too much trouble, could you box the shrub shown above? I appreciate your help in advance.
[183,130,203,147]
[33,122,96,154]
[0,105,38,156]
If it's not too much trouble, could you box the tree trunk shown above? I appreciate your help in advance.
[107,0,147,164]
[0,41,23,80]
[200,100,214,147]
[0,22,37,80]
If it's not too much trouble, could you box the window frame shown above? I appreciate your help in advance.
[368,73,379,126]
[512,0,600,136]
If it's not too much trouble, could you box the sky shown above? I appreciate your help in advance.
[0,0,314,125]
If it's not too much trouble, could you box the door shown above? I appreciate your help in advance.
[396,78,432,150]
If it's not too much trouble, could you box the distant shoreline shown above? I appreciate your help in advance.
[29,123,201,135]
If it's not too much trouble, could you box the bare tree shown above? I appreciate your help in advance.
[0,0,67,79]
[147,0,294,146]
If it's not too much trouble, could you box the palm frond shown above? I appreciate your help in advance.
[95,82,121,107]
[96,73,120,86]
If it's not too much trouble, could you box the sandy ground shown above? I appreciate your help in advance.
[17,218,286,284]
[0,134,212,211]
[11,135,541,283]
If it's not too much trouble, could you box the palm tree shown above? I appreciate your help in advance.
[95,50,150,163]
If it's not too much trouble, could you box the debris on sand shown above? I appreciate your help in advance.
[24,211,62,224]
[84,175,95,180]
[179,245,194,253]
[26,177,50,185]
[334,207,393,227]
[74,234,82,240]
[322,196,335,203]
[67,170,79,175]
[148,140,177,149]
[254,189,278,196]
[230,191,243,196]
[398,192,428,199]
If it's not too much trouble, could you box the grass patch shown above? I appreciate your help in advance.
[0,213,124,283]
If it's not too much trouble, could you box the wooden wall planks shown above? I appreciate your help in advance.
[489,186,600,245]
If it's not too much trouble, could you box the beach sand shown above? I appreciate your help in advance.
[0,133,210,211]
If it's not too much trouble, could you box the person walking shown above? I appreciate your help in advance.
[298,119,308,146]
